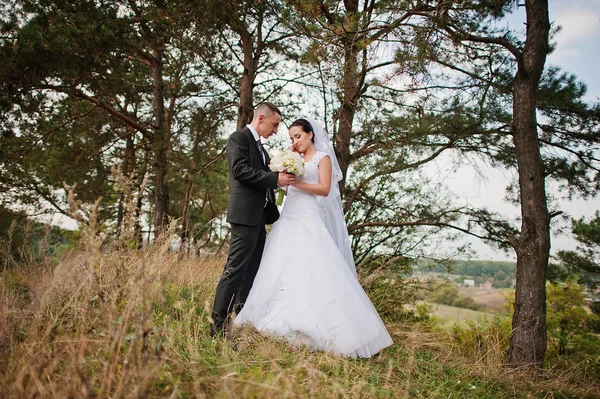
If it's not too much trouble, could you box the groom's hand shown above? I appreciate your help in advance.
[278,172,296,187]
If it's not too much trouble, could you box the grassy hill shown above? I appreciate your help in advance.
[425,302,497,329]
[1,239,598,398]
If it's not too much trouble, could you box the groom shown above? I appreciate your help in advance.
[210,102,296,337]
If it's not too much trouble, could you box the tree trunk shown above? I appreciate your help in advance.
[507,0,551,370]
[334,2,360,197]
[335,40,359,197]
[237,31,255,130]
[181,128,202,247]
[151,42,170,235]
[133,147,149,247]
[181,178,194,247]
[117,126,136,231]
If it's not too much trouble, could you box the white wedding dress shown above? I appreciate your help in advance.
[234,151,393,358]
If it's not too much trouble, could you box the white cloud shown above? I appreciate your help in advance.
[553,9,600,44]
[549,6,599,65]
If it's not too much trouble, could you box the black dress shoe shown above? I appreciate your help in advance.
[209,324,223,338]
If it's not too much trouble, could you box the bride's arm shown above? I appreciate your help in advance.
[291,155,332,197]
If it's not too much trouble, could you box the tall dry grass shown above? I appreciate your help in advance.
[0,223,409,398]
[0,219,223,397]
[1,217,599,397]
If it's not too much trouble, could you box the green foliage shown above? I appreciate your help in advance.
[0,0,234,245]
[0,205,78,268]
[423,259,515,276]
[359,256,430,323]
[537,69,600,198]
[419,259,515,288]
[546,280,600,357]
[551,211,600,288]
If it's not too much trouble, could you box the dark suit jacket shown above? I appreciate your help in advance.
[226,127,280,226]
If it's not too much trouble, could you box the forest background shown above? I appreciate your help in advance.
[1,0,600,397]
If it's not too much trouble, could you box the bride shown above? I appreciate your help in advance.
[234,118,392,358]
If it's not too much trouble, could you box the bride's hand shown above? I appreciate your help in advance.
[278,171,296,187]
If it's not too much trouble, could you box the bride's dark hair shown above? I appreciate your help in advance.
[289,119,315,143]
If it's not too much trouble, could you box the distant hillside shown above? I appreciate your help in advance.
[416,259,516,288]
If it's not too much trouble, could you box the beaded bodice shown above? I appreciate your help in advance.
[280,151,328,222]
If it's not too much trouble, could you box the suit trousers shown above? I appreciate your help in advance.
[211,210,267,335]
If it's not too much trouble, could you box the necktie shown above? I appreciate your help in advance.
[256,140,274,204]
[256,140,267,165]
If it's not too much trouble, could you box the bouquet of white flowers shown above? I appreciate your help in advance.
[270,149,305,176]
[269,149,305,205]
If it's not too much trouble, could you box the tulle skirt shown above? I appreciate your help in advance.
[234,212,393,358]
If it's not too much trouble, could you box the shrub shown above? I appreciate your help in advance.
[359,258,430,323]
[427,283,481,310]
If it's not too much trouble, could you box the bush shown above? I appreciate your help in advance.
[451,295,480,310]
[590,301,600,316]
[359,257,430,323]
[0,206,79,270]
[448,316,512,364]
[427,283,481,310]
[546,279,600,374]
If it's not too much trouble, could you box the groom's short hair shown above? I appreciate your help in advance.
[254,102,281,118]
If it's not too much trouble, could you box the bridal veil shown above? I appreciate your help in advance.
[303,117,357,277]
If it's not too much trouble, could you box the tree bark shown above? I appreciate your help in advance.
[181,128,202,247]
[506,0,551,370]
[334,0,360,197]
[181,177,194,246]
[335,38,359,197]
[151,42,170,235]
[224,5,258,132]
[237,31,255,130]
[134,149,149,248]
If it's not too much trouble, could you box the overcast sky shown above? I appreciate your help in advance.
[547,0,600,102]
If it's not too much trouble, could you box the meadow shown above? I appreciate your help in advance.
[425,302,496,330]
[457,287,510,313]
[1,233,599,398]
